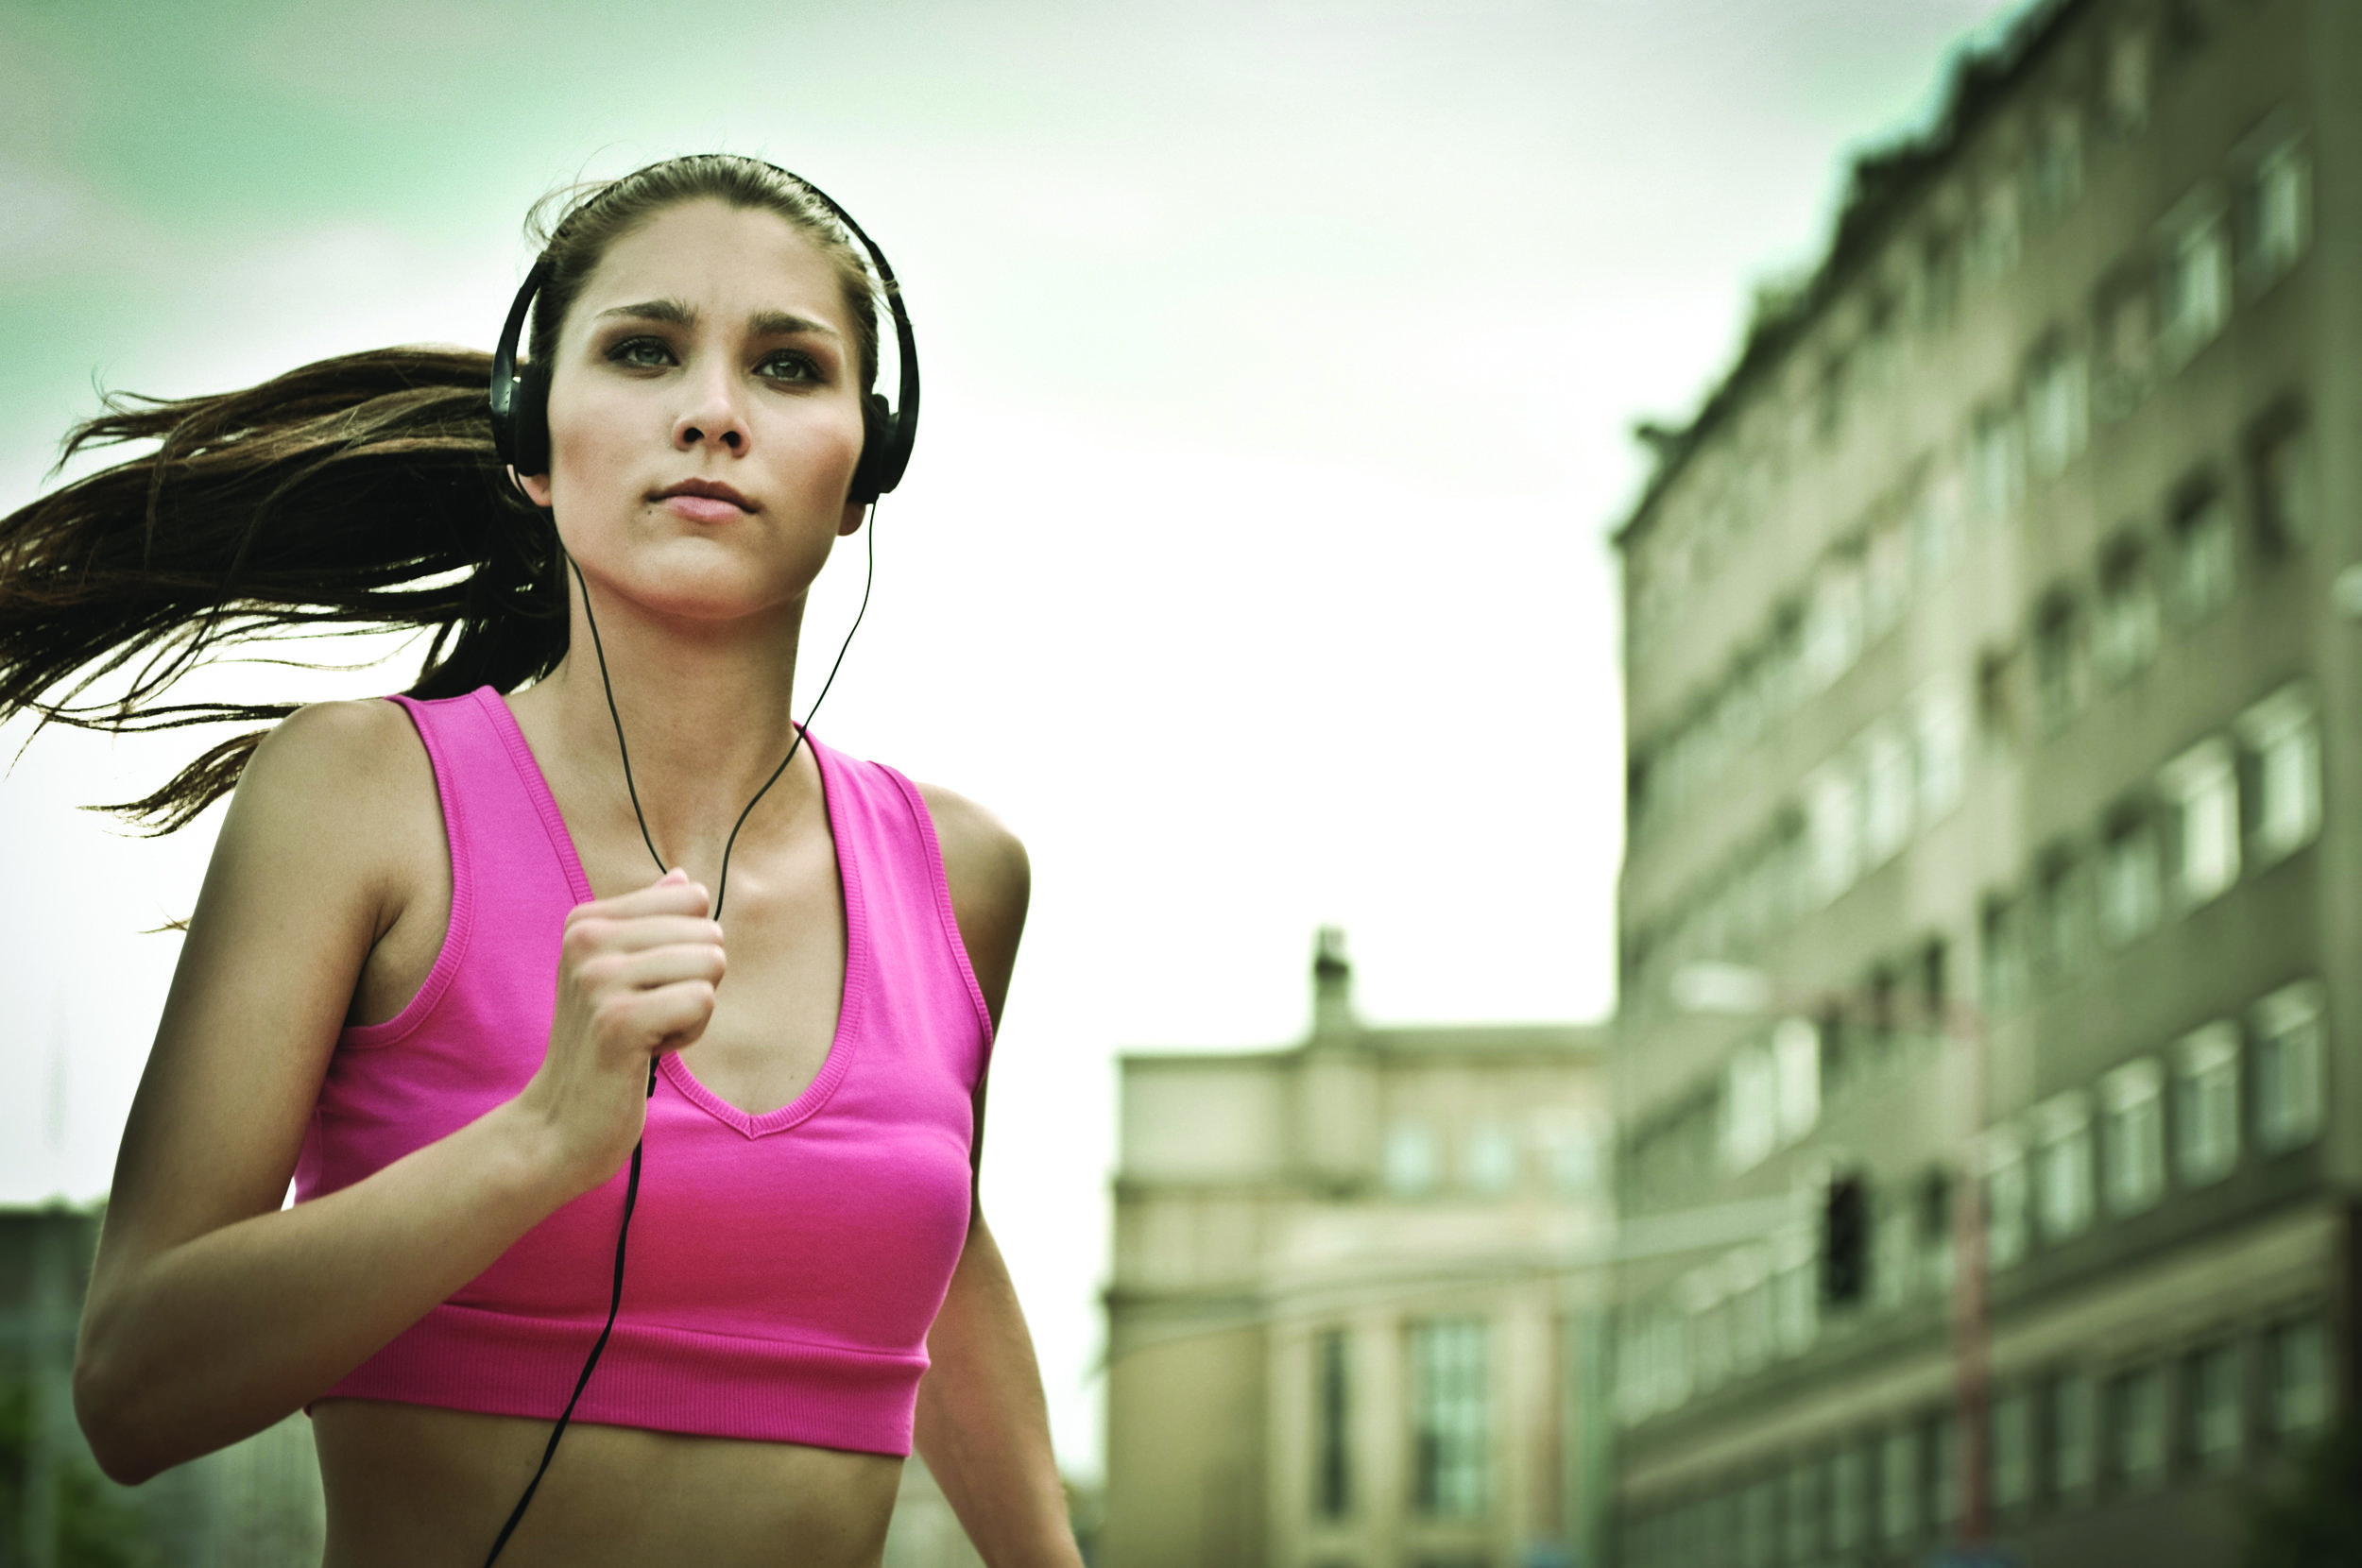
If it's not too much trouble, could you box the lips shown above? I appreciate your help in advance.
[654,479,757,522]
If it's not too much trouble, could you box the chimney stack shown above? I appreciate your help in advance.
[1311,926,1355,1043]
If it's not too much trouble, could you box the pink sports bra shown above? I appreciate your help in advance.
[293,687,993,1456]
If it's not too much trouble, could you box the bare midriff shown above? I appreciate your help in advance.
[313,1398,903,1568]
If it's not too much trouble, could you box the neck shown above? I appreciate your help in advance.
[533,560,820,886]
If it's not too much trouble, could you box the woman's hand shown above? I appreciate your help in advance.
[520,868,726,1192]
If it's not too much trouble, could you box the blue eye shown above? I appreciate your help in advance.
[607,336,674,368]
[759,350,821,384]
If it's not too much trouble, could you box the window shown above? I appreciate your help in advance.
[2188,1342,2243,1471]
[1772,1015,1821,1143]
[1409,1319,1490,1517]
[2251,417,2316,552]
[2098,810,2163,946]
[1784,1457,1823,1564]
[2095,541,2160,684]
[2169,486,2235,622]
[1723,1043,1777,1172]
[2112,1366,2168,1490]
[1992,1387,2033,1513]
[1930,1413,1961,1533]
[2173,1022,2241,1186]
[1971,179,2021,279]
[1541,1116,1600,1197]
[1910,462,1965,580]
[2239,133,2311,295]
[2268,1318,2328,1440]
[1859,724,1914,867]
[1970,402,2025,520]
[2160,738,2240,908]
[1915,1171,1956,1297]
[1879,1425,1922,1547]
[2033,594,2090,729]
[2238,685,2321,864]
[2252,981,2326,1153]
[1740,1477,1778,1568]
[2034,848,2093,983]
[2028,108,2083,218]
[1977,646,2021,748]
[1804,551,1866,690]
[1865,517,1910,637]
[1919,938,1950,1022]
[1314,1328,1352,1517]
[1816,356,1850,447]
[1920,229,1962,329]
[2100,1059,2165,1216]
[1913,685,1968,824]
[2096,276,2154,420]
[1982,1127,2029,1270]
[1874,1192,1916,1312]
[2027,338,2089,476]
[2159,198,2230,366]
[1385,1119,1440,1197]
[1829,1443,1870,1554]
[2105,26,2150,132]
[2050,1372,2097,1498]
[2033,1094,2095,1241]
[1981,895,2028,1016]
[1805,759,1862,906]
[1464,1121,1517,1194]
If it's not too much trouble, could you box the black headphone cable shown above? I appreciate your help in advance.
[483,508,879,1565]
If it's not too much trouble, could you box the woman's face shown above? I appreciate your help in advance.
[521,198,869,624]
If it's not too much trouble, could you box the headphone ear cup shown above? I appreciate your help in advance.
[848,391,893,505]
[513,363,552,478]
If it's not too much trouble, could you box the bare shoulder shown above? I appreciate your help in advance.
[912,781,1029,1029]
[224,698,438,936]
[243,697,423,795]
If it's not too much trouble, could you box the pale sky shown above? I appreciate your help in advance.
[0,0,2022,1479]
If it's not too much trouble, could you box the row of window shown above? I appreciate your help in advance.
[1617,975,2326,1426]
[1619,1316,2332,1568]
[1627,671,2317,1210]
[1980,683,2320,1014]
[1983,977,2326,1262]
[1628,660,2319,1164]
[1378,1113,1605,1202]
[1625,681,1966,1031]
[2020,418,2311,746]
[1627,30,2302,656]
[1311,1319,1494,1525]
[1629,113,2309,820]
[1627,396,2309,1031]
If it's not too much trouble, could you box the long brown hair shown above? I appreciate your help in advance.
[0,155,886,834]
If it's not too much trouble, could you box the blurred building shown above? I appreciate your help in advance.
[1610,0,2353,1564]
[1102,931,1613,1568]
[2,1203,326,1567]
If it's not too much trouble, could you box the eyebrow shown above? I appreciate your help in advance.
[592,298,842,340]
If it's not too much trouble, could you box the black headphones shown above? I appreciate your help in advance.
[488,162,920,505]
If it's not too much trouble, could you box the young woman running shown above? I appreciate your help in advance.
[5,155,1082,1567]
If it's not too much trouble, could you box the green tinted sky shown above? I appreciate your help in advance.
[1,0,2024,1474]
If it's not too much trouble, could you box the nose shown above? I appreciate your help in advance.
[673,366,749,455]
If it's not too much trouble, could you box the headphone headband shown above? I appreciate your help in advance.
[488,161,919,504]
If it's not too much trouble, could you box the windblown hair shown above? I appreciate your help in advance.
[0,154,887,833]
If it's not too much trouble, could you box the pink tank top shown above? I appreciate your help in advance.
[293,687,993,1456]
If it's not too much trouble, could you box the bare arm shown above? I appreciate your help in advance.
[75,701,726,1483]
[910,784,1081,1567]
